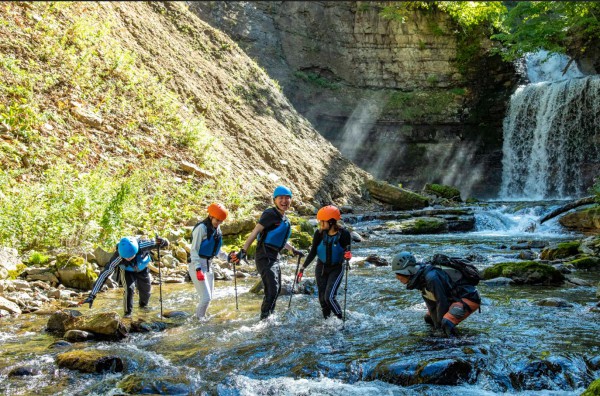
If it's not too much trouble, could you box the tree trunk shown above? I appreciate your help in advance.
[539,196,596,224]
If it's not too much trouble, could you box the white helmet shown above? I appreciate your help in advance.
[392,252,418,276]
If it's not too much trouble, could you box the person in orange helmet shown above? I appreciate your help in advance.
[297,205,352,319]
[189,203,231,319]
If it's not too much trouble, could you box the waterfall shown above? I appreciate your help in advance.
[499,52,600,200]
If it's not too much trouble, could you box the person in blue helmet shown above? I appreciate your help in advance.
[80,236,169,318]
[230,185,304,320]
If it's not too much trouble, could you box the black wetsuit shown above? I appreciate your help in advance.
[302,228,352,319]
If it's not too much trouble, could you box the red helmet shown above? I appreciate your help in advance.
[316,205,341,222]
[207,203,228,221]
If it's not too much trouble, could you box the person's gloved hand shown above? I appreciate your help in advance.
[344,251,352,260]
[196,268,205,281]
[296,269,304,283]
[156,236,169,248]
[227,251,236,263]
[235,249,246,262]
[79,296,95,308]
[292,248,305,258]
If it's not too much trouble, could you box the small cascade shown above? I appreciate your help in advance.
[500,52,600,200]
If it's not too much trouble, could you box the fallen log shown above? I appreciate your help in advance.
[539,196,596,224]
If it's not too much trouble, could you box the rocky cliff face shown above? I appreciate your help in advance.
[190,1,519,198]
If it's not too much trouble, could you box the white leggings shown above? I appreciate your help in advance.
[188,261,215,319]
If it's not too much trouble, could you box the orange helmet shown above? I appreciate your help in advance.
[207,203,228,221]
[316,205,341,222]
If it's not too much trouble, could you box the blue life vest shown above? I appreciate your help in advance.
[120,251,151,272]
[317,232,345,265]
[197,220,223,258]
[258,211,291,251]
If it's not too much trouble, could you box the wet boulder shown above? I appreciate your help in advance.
[566,256,600,270]
[56,350,123,373]
[47,309,83,333]
[369,358,473,386]
[118,373,190,394]
[363,255,389,266]
[482,277,514,286]
[518,250,537,260]
[482,262,564,285]
[8,366,41,377]
[64,312,127,339]
[350,231,363,242]
[128,318,170,333]
[422,183,462,202]
[93,246,114,267]
[559,206,600,232]
[418,358,473,385]
[54,253,97,290]
[48,340,72,349]
[391,217,448,235]
[64,330,95,342]
[580,235,600,256]
[366,179,429,210]
[540,241,580,261]
[535,298,573,307]
[509,359,573,391]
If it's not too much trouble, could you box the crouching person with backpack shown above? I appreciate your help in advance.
[80,235,169,318]
[189,203,231,320]
[391,252,481,336]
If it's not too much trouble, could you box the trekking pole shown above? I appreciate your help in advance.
[156,233,163,319]
[342,246,351,330]
[232,258,239,310]
[288,255,301,309]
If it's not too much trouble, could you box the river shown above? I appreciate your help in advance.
[1,201,598,395]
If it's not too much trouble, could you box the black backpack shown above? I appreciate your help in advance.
[431,254,482,286]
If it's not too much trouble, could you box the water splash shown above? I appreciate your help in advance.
[525,50,583,83]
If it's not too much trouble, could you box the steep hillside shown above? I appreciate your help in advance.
[0,2,368,253]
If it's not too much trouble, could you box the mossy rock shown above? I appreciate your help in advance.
[54,253,97,290]
[540,241,581,260]
[482,261,564,285]
[290,216,315,235]
[289,231,313,250]
[423,183,462,202]
[56,350,123,373]
[394,217,448,235]
[582,378,600,396]
[567,256,600,270]
[118,373,190,394]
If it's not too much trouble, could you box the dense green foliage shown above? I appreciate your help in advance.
[493,2,600,61]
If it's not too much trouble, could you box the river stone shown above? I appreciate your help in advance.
[8,366,40,377]
[540,241,580,260]
[509,360,564,391]
[393,217,449,235]
[364,255,389,266]
[56,350,123,373]
[47,309,83,333]
[0,296,22,315]
[365,179,429,210]
[163,310,189,319]
[418,359,474,385]
[482,277,514,286]
[582,378,600,396]
[0,246,20,280]
[129,319,169,333]
[118,373,190,394]
[368,361,420,386]
[54,253,97,290]
[518,250,537,260]
[565,276,593,286]
[93,246,114,267]
[64,330,95,342]
[350,231,363,242]
[173,246,188,263]
[535,298,573,307]
[48,340,72,349]
[482,262,565,285]
[64,312,127,339]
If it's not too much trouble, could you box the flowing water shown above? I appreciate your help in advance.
[1,202,599,395]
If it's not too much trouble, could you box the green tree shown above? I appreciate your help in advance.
[493,2,600,63]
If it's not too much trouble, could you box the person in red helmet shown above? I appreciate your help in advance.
[189,203,232,319]
[296,205,352,319]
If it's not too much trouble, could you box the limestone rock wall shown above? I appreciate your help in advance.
[191,1,518,198]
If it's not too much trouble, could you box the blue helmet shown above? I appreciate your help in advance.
[273,185,292,198]
[118,237,139,258]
